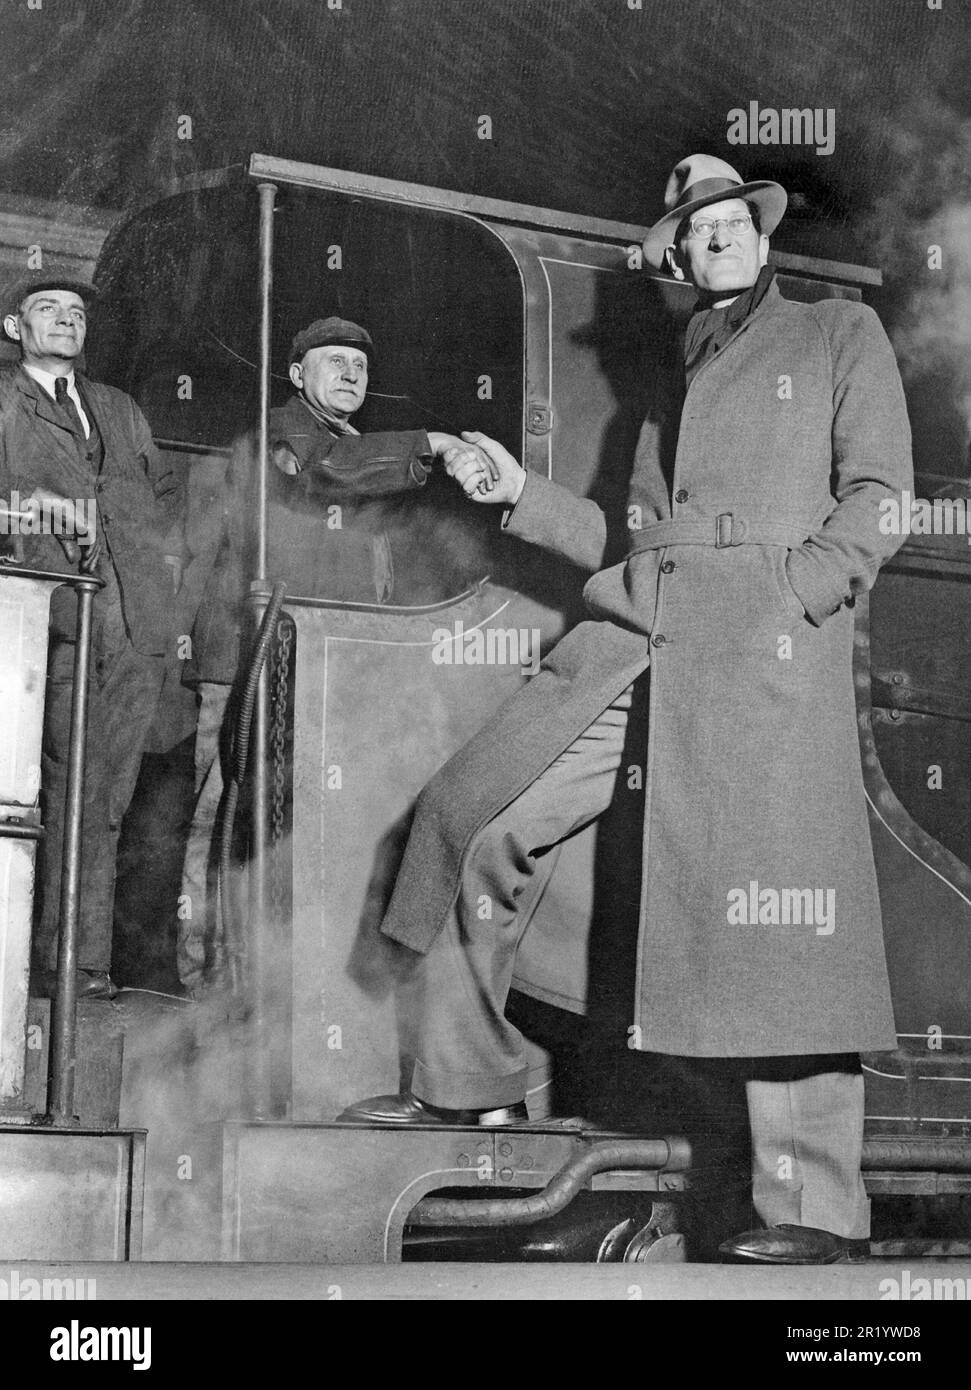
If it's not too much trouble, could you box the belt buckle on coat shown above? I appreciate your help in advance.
[715,512,747,547]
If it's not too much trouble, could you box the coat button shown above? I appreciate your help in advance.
[674,488,689,503]
[660,559,676,574]
[651,634,666,648]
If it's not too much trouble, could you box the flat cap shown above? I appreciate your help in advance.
[3,275,99,341]
[5,275,98,317]
[288,316,374,366]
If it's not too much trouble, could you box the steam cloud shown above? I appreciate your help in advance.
[861,98,971,443]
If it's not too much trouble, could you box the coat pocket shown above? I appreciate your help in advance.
[769,547,806,621]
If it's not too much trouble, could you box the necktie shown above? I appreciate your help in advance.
[54,377,87,438]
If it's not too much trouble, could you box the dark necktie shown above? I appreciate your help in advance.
[54,376,87,438]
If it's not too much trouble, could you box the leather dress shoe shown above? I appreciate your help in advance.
[33,968,119,1001]
[719,1223,871,1264]
[336,1091,529,1126]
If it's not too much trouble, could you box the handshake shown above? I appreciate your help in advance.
[426,431,526,508]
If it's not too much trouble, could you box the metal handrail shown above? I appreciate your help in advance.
[0,563,103,1126]
[47,574,102,1126]
[246,179,278,1120]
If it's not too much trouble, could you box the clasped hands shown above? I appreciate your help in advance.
[428,431,526,506]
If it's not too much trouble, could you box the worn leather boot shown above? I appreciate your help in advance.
[32,967,119,1001]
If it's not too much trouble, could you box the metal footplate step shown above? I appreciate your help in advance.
[219,1121,706,1263]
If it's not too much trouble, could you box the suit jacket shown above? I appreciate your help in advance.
[0,366,184,654]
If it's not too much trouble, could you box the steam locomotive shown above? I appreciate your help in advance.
[2,153,970,1278]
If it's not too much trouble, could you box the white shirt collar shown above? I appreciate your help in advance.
[23,363,77,396]
[22,364,90,437]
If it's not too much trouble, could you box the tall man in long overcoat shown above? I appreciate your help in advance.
[0,276,184,999]
[340,156,914,1263]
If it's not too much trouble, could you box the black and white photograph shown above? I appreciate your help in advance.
[0,0,969,1338]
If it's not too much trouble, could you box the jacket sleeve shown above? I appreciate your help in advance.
[0,377,39,560]
[131,395,188,560]
[292,428,433,495]
[785,302,915,627]
[0,386,18,554]
[0,374,23,498]
[501,470,609,573]
[0,391,11,494]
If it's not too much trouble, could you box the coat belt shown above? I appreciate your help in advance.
[627,513,809,555]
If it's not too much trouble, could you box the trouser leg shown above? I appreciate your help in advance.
[82,642,165,971]
[746,1070,870,1238]
[178,681,231,991]
[405,686,633,1111]
[37,641,107,972]
[36,638,164,973]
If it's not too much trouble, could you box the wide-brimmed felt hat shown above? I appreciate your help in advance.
[288,316,374,366]
[642,154,787,270]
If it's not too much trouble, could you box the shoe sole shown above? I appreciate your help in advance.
[722,1249,871,1265]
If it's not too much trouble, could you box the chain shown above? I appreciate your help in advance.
[268,616,293,919]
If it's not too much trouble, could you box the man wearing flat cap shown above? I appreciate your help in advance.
[0,276,185,1000]
[178,314,492,993]
[342,156,914,1264]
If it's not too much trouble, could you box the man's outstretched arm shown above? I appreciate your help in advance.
[442,430,608,574]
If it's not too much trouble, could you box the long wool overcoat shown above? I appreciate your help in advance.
[381,283,914,1057]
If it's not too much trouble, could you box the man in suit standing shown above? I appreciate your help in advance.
[0,275,184,999]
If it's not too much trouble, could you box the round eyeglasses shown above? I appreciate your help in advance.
[687,214,754,239]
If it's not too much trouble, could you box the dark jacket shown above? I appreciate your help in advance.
[190,394,433,684]
[381,284,914,1058]
[0,366,184,654]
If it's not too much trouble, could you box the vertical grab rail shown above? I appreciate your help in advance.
[47,575,101,1126]
[248,180,278,1119]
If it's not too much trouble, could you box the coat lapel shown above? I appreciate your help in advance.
[15,368,82,469]
[17,367,72,431]
[682,280,786,395]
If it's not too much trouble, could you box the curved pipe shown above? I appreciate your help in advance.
[409,1137,692,1228]
[410,1133,971,1231]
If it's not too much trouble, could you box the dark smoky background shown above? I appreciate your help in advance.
[1,0,968,465]
[0,1,964,231]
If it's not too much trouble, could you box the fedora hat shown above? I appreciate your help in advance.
[642,154,787,270]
